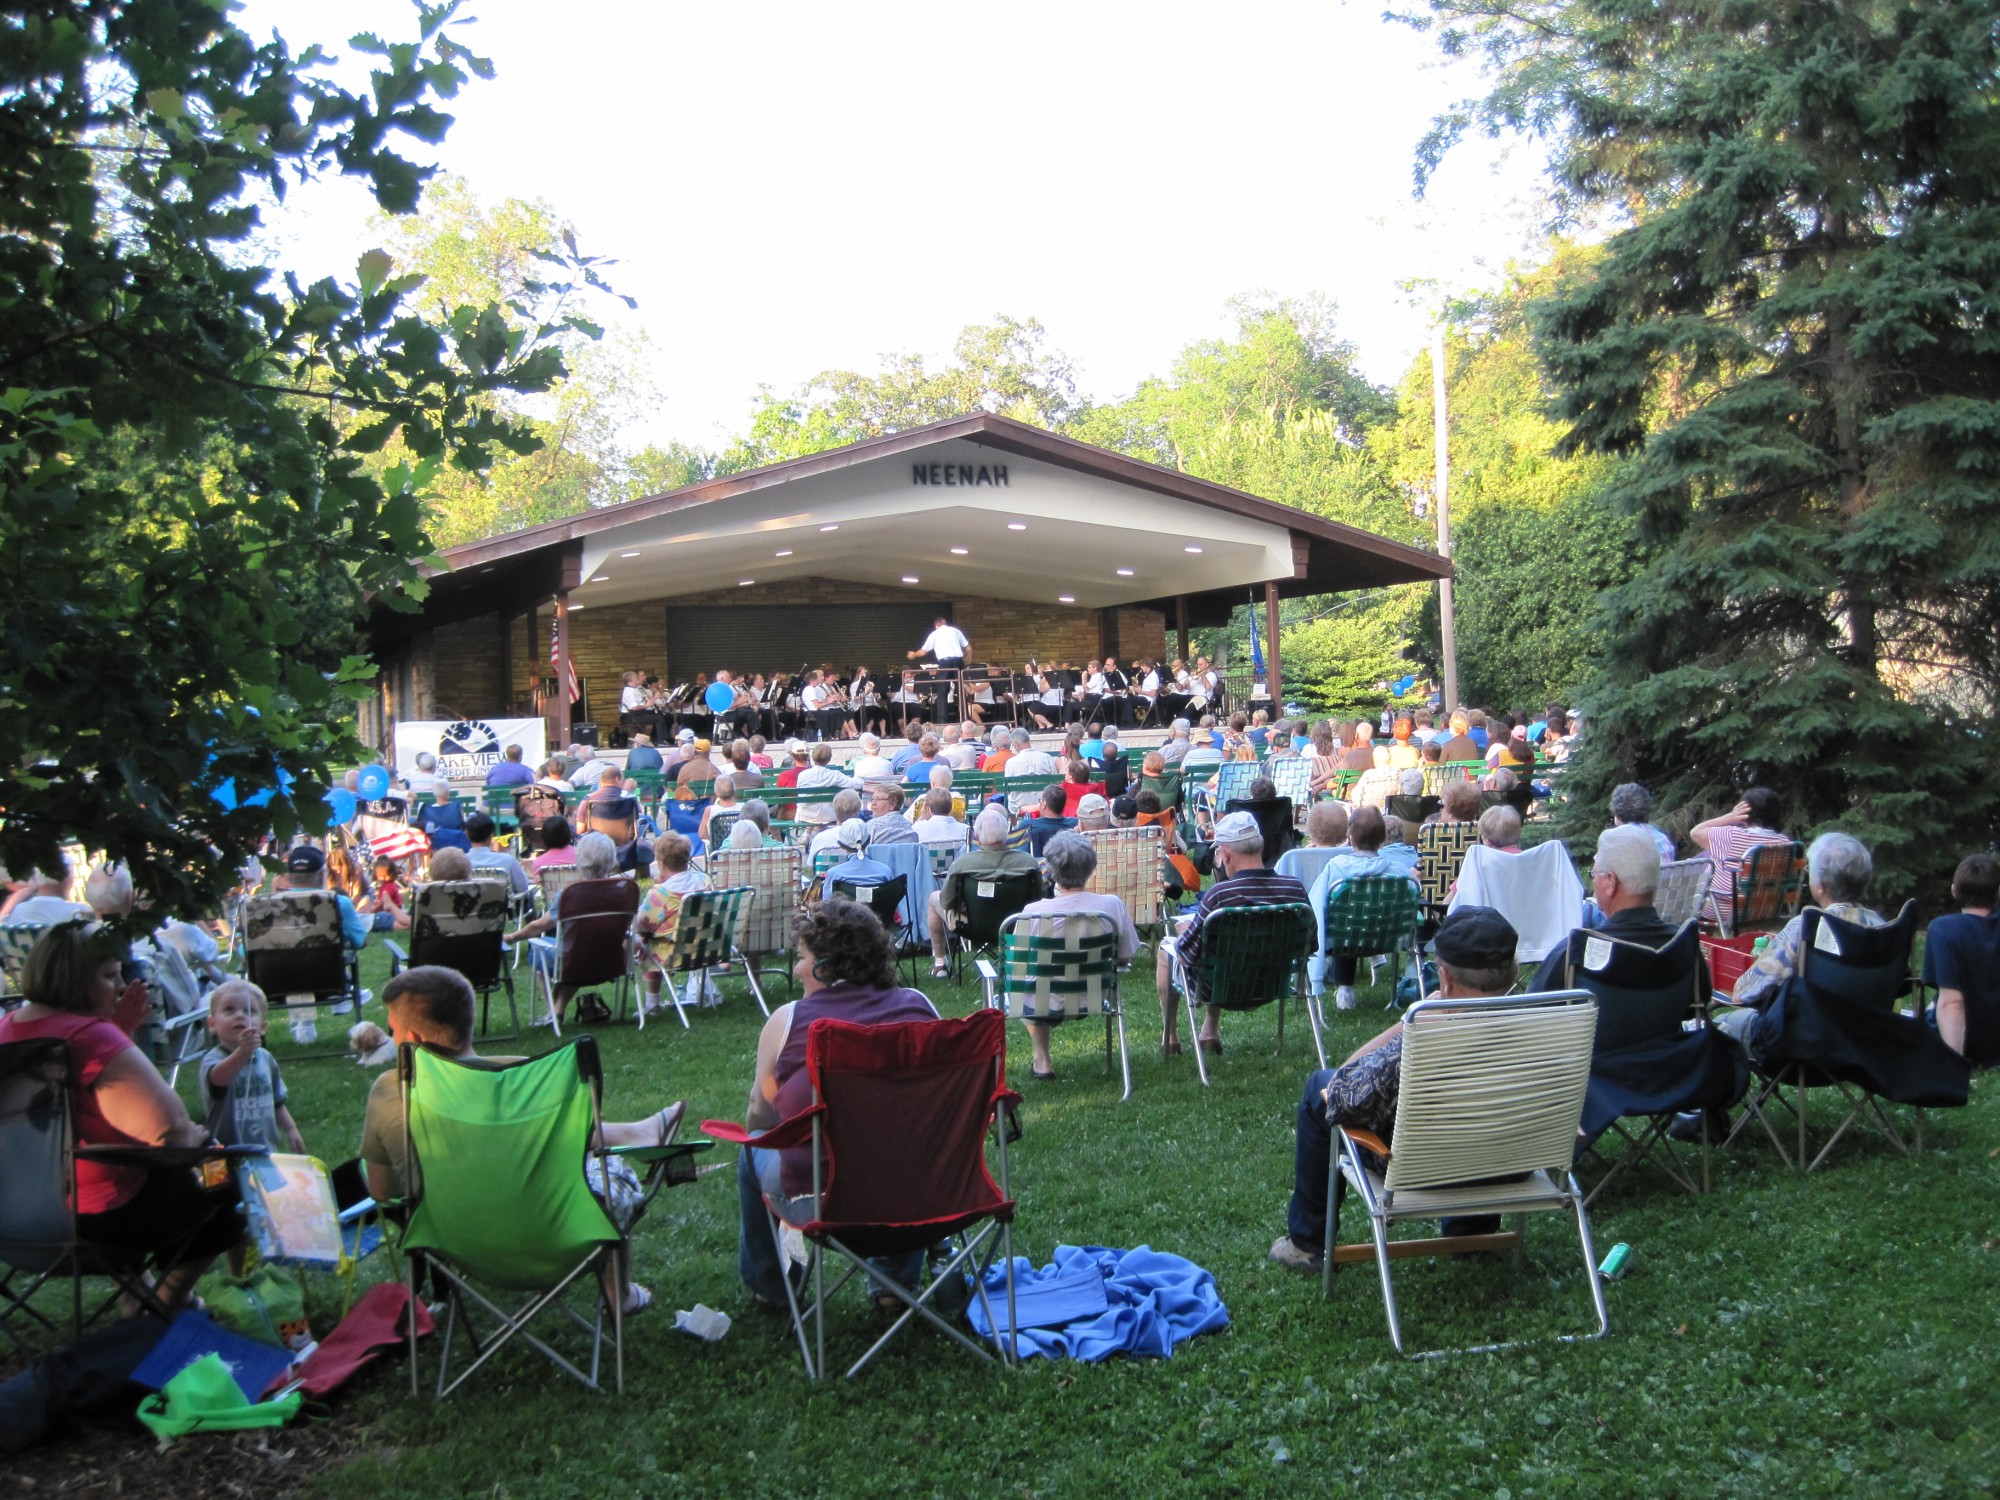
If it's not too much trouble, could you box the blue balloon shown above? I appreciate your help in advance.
[704,682,736,714]
[326,788,358,827]
[356,763,391,800]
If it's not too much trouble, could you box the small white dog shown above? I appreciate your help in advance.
[348,1020,396,1067]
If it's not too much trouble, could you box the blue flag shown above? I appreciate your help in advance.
[1249,606,1266,675]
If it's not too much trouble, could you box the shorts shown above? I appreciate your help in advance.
[79,1161,245,1265]
[371,910,397,932]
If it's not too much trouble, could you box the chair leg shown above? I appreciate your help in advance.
[1568,1175,1611,1342]
[1304,985,1327,1070]
[737,945,770,1017]
[1113,1004,1131,1101]
[659,971,692,1029]
[1183,982,1209,1086]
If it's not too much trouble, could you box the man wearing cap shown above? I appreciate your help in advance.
[660,727,696,778]
[817,819,892,906]
[625,733,664,773]
[282,845,370,951]
[927,808,1040,979]
[1155,811,1310,1055]
[674,739,718,793]
[1074,793,1112,832]
[1270,906,1521,1271]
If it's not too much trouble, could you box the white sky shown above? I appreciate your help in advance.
[241,0,1551,452]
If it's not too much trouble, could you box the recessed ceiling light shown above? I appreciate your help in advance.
[1184,545,1204,554]
[902,575,920,584]
[949,547,969,556]
[775,550,793,557]
[620,550,641,558]
[1058,595,1075,603]
[591,575,609,583]
[819,524,839,532]
[738,579,755,586]
[1007,522,1027,531]
[1116,568,1135,577]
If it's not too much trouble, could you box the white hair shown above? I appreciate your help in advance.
[1593,824,1661,896]
[574,832,619,879]
[1808,831,1872,903]
[84,861,133,916]
[859,733,880,753]
[973,807,1011,848]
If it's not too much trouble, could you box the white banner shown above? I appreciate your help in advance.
[393,718,547,784]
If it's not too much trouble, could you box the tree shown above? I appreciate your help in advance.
[0,1,609,918]
[1404,0,2000,892]
[716,316,1079,471]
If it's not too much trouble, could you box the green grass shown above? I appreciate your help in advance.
[153,939,2000,1495]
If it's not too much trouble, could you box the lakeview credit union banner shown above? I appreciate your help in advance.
[393,718,547,784]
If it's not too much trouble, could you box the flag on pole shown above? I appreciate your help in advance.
[550,613,580,704]
[1248,602,1266,676]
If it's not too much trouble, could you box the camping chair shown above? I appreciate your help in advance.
[1386,793,1442,828]
[1560,922,1745,1203]
[531,877,641,1036]
[1320,875,1422,1012]
[577,796,648,874]
[513,788,569,853]
[701,1011,1021,1379]
[240,891,366,1052]
[385,880,521,1040]
[978,911,1130,1099]
[830,875,912,976]
[866,842,942,956]
[0,923,49,995]
[1415,823,1478,919]
[945,869,1042,982]
[1725,902,1961,1171]
[709,846,804,1007]
[643,885,757,1027]
[396,1037,709,1398]
[0,1040,244,1353]
[1168,901,1318,1085]
[1449,842,1585,964]
[1223,795,1297,863]
[1718,840,1808,937]
[1653,858,1715,930]
[1077,826,1164,941]
[1322,991,1609,1357]
[1139,768,1182,811]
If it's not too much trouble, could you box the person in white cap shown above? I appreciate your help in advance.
[1074,792,1112,831]
[1153,811,1308,1056]
[816,818,890,906]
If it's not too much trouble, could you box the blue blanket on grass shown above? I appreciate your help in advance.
[965,1244,1228,1361]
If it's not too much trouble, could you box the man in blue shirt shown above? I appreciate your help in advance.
[283,845,368,950]
[898,733,942,782]
[818,819,892,904]
[1924,852,2000,1067]
[484,743,534,788]
[625,733,664,772]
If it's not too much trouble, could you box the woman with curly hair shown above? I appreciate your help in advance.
[736,900,939,1307]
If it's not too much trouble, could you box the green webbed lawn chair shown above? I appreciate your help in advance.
[396,1037,708,1397]
[1322,874,1423,1013]
[1169,900,1318,1085]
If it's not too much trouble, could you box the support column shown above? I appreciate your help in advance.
[498,609,513,716]
[1264,581,1283,709]
[1433,323,1459,712]
[553,591,574,745]
[1176,596,1190,662]
[1097,607,1117,663]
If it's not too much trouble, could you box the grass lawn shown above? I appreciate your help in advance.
[68,934,2000,1495]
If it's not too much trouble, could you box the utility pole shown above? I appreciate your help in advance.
[1432,322,1459,712]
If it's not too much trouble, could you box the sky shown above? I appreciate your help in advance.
[242,0,1553,453]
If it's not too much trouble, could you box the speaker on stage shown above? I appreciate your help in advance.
[573,722,599,747]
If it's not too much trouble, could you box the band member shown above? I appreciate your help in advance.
[1070,658,1106,725]
[846,665,884,737]
[1189,655,1219,713]
[1100,655,1132,729]
[800,670,843,741]
[714,668,757,737]
[890,669,925,737]
[1027,662,1066,730]
[1159,659,1193,723]
[619,670,661,743]
[1133,659,1161,724]
[966,667,1000,726]
[909,616,969,668]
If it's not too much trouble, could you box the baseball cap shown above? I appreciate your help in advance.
[786,738,808,757]
[835,817,870,851]
[285,845,325,874]
[1213,811,1261,846]
[1111,794,1138,821]
[675,727,696,743]
[1076,793,1109,819]
[693,738,711,752]
[1432,906,1518,968]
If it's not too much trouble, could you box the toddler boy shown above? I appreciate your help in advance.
[200,979,306,1152]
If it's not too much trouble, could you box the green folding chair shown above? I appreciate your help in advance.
[397,1038,708,1398]
[978,911,1130,1099]
[1169,901,1319,1085]
[1322,875,1422,1013]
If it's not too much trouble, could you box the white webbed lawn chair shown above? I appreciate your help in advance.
[708,846,803,1009]
[1077,826,1164,944]
[978,910,1130,1100]
[1323,990,1608,1357]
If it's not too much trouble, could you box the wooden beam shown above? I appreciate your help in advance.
[1329,1232,1522,1265]
[1175,595,1190,661]
[553,591,573,744]
[1264,580,1283,707]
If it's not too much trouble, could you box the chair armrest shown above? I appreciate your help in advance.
[161,1009,208,1035]
[700,1106,823,1151]
[604,1140,713,1164]
[975,957,999,1010]
[77,1143,266,1169]
[338,1197,378,1224]
[383,939,408,972]
[1337,1127,1390,1161]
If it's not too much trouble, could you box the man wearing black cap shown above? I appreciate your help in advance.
[282,844,370,951]
[1270,906,1520,1271]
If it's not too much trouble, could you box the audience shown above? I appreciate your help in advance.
[1924,853,1999,1066]
[1011,833,1142,1081]
[1690,786,1791,917]
[927,808,1039,975]
[1714,831,1883,1039]
[1611,782,1677,864]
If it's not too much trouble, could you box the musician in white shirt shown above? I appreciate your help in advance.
[909,618,970,666]
[845,665,881,736]
[799,670,842,741]
[1027,665,1065,730]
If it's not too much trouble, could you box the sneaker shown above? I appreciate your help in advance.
[1334,986,1357,1011]
[329,998,355,1016]
[289,1015,318,1044]
[1268,1235,1322,1273]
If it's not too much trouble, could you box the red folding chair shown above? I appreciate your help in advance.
[703,1010,1022,1379]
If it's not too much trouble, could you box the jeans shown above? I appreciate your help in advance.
[737,1148,924,1304]
[1284,1068,1499,1253]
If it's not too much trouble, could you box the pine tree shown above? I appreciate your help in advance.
[1406,0,2000,892]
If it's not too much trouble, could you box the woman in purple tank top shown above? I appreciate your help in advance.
[736,900,938,1307]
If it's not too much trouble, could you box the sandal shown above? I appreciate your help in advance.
[1029,1069,1058,1083]
[930,962,951,980]
[652,1101,686,1147]
[1198,1035,1223,1055]
[1161,1039,1184,1059]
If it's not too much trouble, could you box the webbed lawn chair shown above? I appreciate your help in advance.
[701,1012,1021,1379]
[1266,757,1313,821]
[1323,991,1609,1357]
[385,880,520,1039]
[1319,874,1422,1011]
[1653,857,1715,931]
[1415,822,1478,919]
[1561,922,1745,1202]
[643,885,757,1027]
[397,1037,709,1397]
[709,845,803,1007]
[1716,840,1807,937]
[1169,901,1318,1084]
[1078,826,1164,942]
[979,910,1129,1099]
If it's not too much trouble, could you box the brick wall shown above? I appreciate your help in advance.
[413,582,1169,723]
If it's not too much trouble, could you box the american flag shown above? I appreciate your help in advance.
[551,612,580,704]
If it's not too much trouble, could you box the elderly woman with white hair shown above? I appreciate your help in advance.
[1713,831,1884,1040]
[1012,833,1141,1080]
[925,807,1040,978]
[503,831,629,1027]
[1609,782,1676,863]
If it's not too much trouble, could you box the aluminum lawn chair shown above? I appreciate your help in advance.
[643,885,757,1027]
[1169,901,1318,1084]
[396,1037,708,1398]
[1717,840,1807,937]
[1320,874,1422,1012]
[978,910,1130,1099]
[1322,990,1609,1357]
[709,846,803,1007]
[1266,757,1313,821]
[1078,826,1164,942]
[701,1011,1021,1379]
[530,877,640,1036]
[1415,822,1478,918]
[1653,857,1714,931]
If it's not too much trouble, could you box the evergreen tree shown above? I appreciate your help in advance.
[1407,0,2000,891]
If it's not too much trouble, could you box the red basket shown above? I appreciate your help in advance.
[1701,932,1761,995]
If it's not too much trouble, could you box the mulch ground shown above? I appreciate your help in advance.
[8,1415,379,1498]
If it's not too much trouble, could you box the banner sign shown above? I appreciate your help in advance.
[393,718,546,784]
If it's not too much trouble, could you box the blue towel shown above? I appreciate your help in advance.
[965,1244,1229,1361]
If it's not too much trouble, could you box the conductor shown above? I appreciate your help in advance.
[908,616,970,668]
